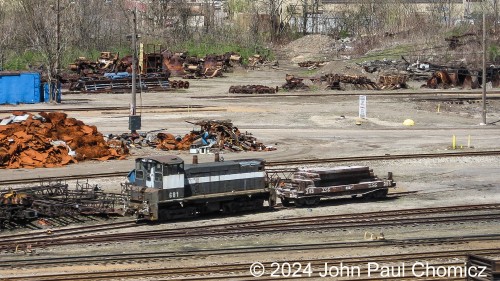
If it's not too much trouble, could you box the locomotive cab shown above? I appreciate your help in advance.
[133,156,186,199]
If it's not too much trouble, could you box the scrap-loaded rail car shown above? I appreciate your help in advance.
[127,155,396,221]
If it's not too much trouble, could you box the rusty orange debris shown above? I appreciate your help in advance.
[0,112,128,169]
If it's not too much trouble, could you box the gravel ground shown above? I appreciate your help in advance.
[0,59,499,280]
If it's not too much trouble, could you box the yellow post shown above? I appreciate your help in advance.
[437,104,440,113]
[468,135,471,148]
[452,135,456,150]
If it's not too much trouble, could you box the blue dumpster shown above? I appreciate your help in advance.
[0,72,41,104]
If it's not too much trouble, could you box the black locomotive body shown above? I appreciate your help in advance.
[128,156,272,221]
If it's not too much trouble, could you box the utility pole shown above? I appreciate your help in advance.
[129,7,141,133]
[481,10,487,125]
[54,0,61,103]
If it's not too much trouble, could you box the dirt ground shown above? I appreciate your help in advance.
[0,55,499,280]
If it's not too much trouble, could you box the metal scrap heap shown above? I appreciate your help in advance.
[322,73,378,90]
[163,51,243,79]
[153,120,276,152]
[320,73,407,90]
[298,60,326,69]
[1,181,127,225]
[0,112,128,169]
[229,85,278,94]
[282,74,310,90]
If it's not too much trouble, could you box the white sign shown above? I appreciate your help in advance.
[359,95,367,118]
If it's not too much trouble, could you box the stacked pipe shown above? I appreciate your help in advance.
[294,166,374,185]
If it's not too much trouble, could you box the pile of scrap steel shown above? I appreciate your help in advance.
[229,85,278,94]
[68,73,189,93]
[248,54,267,69]
[0,181,127,226]
[163,50,243,78]
[0,112,128,169]
[282,74,310,90]
[357,59,408,74]
[378,74,408,90]
[65,50,192,93]
[298,60,326,69]
[68,52,122,76]
[322,74,379,90]
[421,67,500,89]
[320,73,407,90]
[185,120,276,152]
[131,120,276,152]
[405,61,484,87]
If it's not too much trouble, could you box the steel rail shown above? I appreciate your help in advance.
[3,248,499,280]
[0,220,138,240]
[192,89,500,99]
[0,104,220,114]
[2,150,500,186]
[1,205,498,251]
[1,237,498,269]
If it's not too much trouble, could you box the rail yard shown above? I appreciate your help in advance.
[1,55,500,281]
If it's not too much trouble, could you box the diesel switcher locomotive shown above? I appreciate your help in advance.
[127,155,273,221]
[127,155,396,221]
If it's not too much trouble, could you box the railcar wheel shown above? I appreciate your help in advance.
[281,198,292,207]
[363,189,388,199]
[305,197,320,206]
[295,199,306,207]
[374,188,388,198]
[222,203,236,214]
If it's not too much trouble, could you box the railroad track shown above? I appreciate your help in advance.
[1,204,498,252]
[2,150,500,186]
[266,150,500,166]
[3,247,499,280]
[0,219,138,241]
[192,89,500,99]
[1,236,498,269]
[0,104,224,114]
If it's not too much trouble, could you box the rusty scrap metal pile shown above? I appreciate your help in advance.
[281,73,407,91]
[359,58,500,89]
[1,181,126,226]
[229,85,278,94]
[66,51,189,92]
[419,66,500,89]
[68,52,123,76]
[182,120,276,152]
[282,74,310,90]
[117,120,276,152]
[298,60,326,69]
[322,73,379,90]
[322,73,407,90]
[0,112,128,169]
[163,51,244,78]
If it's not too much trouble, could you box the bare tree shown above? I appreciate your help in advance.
[0,2,16,69]
[17,0,63,102]
[263,0,285,41]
